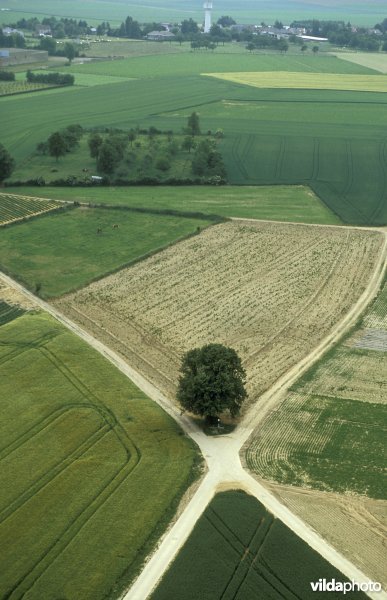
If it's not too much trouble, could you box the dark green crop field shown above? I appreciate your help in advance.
[0,310,198,600]
[152,490,366,600]
[2,51,386,225]
[0,205,212,297]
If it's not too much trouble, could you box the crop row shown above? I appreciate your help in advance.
[225,129,387,226]
[0,81,53,97]
[246,391,387,498]
[0,311,197,599]
[152,490,366,600]
[0,193,60,225]
[0,300,25,326]
[364,282,387,329]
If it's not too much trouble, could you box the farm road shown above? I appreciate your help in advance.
[1,226,386,600]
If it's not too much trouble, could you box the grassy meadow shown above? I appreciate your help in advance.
[12,185,341,224]
[0,310,198,600]
[2,49,387,225]
[0,205,212,297]
[152,490,367,600]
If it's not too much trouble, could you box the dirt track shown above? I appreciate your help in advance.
[1,222,386,599]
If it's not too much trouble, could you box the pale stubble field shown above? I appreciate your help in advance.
[55,220,384,407]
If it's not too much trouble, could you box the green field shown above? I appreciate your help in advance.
[246,282,387,499]
[0,0,384,26]
[66,53,374,80]
[152,490,366,600]
[246,392,386,498]
[2,49,386,225]
[0,310,198,599]
[10,186,341,224]
[0,206,212,297]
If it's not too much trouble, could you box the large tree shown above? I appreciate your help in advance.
[63,41,76,64]
[186,111,201,136]
[181,18,198,35]
[0,144,15,183]
[88,133,103,159]
[48,131,67,161]
[177,344,247,419]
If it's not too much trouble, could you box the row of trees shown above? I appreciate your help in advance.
[5,16,92,39]
[26,70,74,85]
[247,36,290,53]
[291,19,387,51]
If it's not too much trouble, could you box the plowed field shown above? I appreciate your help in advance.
[55,221,384,407]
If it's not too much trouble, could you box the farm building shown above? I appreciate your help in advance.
[0,48,48,66]
[146,31,175,41]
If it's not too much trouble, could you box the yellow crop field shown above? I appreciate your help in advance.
[332,52,387,74]
[203,71,387,93]
[55,221,383,406]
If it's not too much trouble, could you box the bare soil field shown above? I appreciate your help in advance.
[267,482,387,588]
[0,281,36,310]
[54,220,384,407]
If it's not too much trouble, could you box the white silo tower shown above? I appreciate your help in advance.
[204,2,213,33]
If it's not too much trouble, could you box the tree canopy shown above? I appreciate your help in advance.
[63,41,76,64]
[48,131,67,162]
[177,344,247,419]
[186,111,201,136]
[0,144,15,183]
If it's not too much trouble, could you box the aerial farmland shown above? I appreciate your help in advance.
[0,1,386,598]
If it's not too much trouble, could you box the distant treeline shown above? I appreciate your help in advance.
[0,71,15,81]
[26,70,74,85]
[2,14,387,52]
[291,19,387,51]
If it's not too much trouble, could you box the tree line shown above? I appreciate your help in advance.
[290,19,387,51]
[26,70,74,85]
